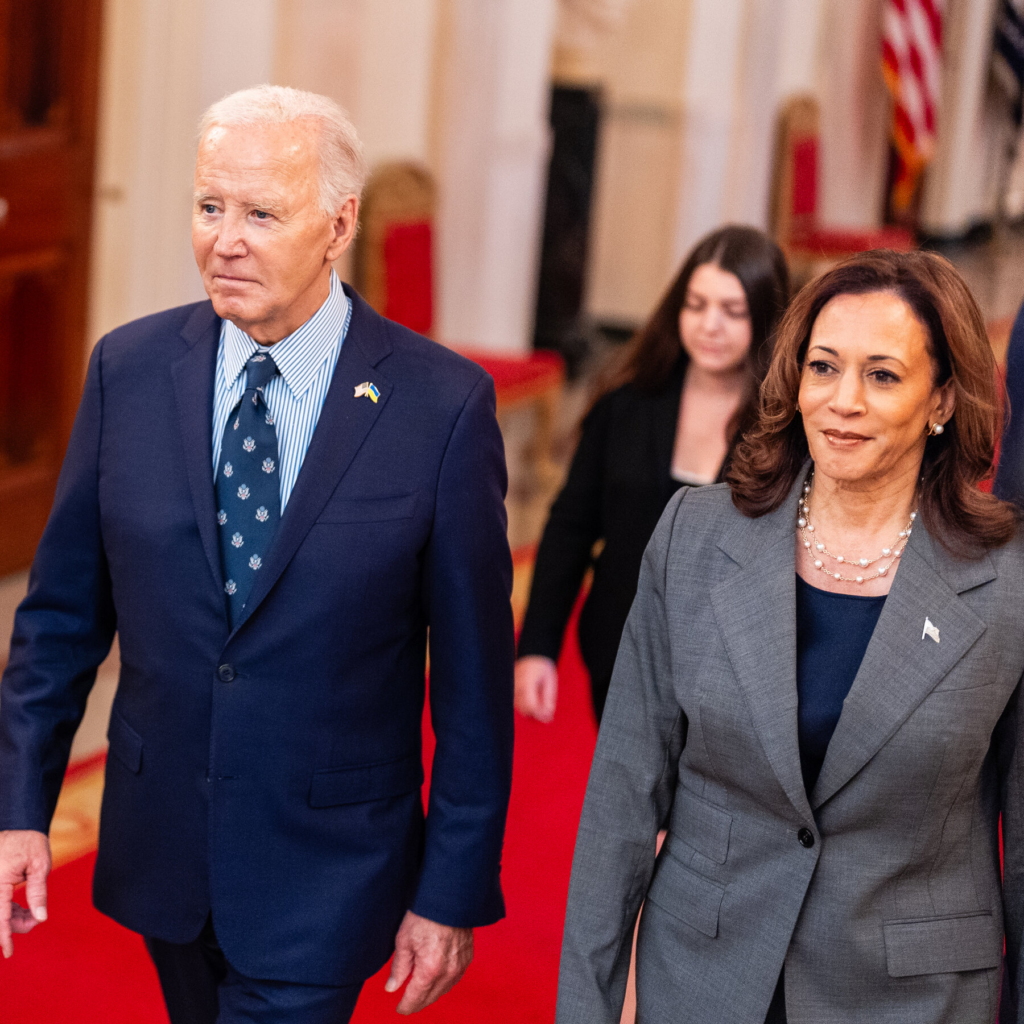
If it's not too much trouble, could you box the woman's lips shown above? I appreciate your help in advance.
[822,430,871,448]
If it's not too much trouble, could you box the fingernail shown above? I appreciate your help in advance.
[32,907,47,922]
[385,980,397,993]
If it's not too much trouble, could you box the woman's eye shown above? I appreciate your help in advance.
[808,360,834,375]
[870,369,900,384]
[724,306,749,320]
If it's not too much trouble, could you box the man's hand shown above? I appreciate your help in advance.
[384,910,473,1014]
[514,656,558,723]
[0,829,51,958]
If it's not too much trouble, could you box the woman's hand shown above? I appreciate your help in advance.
[514,656,558,723]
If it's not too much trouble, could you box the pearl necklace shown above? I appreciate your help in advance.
[796,478,916,585]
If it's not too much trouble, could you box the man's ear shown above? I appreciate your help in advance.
[326,194,359,262]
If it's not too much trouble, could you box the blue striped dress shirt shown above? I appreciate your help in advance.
[212,271,351,511]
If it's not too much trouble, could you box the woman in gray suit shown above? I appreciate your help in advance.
[557,249,1024,1024]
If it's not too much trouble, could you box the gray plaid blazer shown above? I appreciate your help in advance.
[557,472,1024,1024]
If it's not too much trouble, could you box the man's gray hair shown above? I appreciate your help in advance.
[198,84,368,214]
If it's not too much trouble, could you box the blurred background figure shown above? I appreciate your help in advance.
[515,226,789,725]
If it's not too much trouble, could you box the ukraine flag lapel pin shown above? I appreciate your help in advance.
[354,382,380,403]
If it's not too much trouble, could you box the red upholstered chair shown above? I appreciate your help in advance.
[352,162,436,332]
[770,95,915,281]
[383,220,433,335]
[353,161,566,489]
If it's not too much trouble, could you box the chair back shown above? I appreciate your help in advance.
[769,94,820,251]
[352,162,435,334]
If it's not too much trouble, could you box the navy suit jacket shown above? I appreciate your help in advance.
[997,300,1024,509]
[0,286,515,985]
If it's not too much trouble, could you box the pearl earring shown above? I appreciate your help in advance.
[929,422,944,436]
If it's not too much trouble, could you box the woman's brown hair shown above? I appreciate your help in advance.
[727,248,1016,555]
[595,225,789,443]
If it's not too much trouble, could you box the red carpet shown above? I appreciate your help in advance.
[1,598,596,1023]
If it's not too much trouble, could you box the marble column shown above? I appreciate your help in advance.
[920,0,1006,236]
[433,0,559,352]
[89,0,279,344]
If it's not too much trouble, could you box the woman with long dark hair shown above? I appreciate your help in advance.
[516,226,789,724]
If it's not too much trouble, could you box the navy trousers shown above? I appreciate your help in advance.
[146,917,363,1024]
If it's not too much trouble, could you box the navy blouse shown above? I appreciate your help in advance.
[794,575,886,793]
[765,576,887,1024]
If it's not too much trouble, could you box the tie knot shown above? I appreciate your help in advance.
[245,352,279,392]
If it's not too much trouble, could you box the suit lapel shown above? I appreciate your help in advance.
[230,288,393,635]
[711,473,814,823]
[810,530,993,809]
[171,302,222,594]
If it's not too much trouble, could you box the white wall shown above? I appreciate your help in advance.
[776,0,825,98]
[88,0,279,346]
[588,0,825,324]
[274,0,438,169]
[816,0,890,229]
[90,0,461,346]
[672,0,748,262]
[433,0,558,351]
[920,0,1005,236]
[584,0,690,324]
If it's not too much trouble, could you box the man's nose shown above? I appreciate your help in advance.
[213,212,248,258]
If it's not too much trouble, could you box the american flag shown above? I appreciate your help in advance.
[881,0,946,214]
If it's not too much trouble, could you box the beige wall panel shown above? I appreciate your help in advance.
[590,0,690,107]
[817,0,890,228]
[920,0,1004,236]
[433,0,558,352]
[275,0,361,113]
[588,110,682,323]
[275,0,438,169]
[89,0,280,346]
[721,0,786,235]
[584,0,689,323]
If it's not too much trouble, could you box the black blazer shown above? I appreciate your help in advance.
[519,363,711,700]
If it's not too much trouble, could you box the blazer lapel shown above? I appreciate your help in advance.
[810,527,994,810]
[710,472,814,824]
[171,302,222,594]
[230,288,393,635]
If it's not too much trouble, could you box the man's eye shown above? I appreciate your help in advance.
[203,205,217,215]
[253,210,269,220]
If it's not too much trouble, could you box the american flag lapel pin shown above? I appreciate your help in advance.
[922,617,940,644]
[353,382,380,403]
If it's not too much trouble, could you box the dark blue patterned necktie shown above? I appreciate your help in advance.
[215,352,281,627]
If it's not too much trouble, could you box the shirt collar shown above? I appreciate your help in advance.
[221,271,348,399]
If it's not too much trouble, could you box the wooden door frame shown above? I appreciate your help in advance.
[0,0,103,577]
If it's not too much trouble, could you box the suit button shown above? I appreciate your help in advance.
[797,828,815,848]
[217,664,236,682]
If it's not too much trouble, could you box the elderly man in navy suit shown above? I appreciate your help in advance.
[0,85,515,1023]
